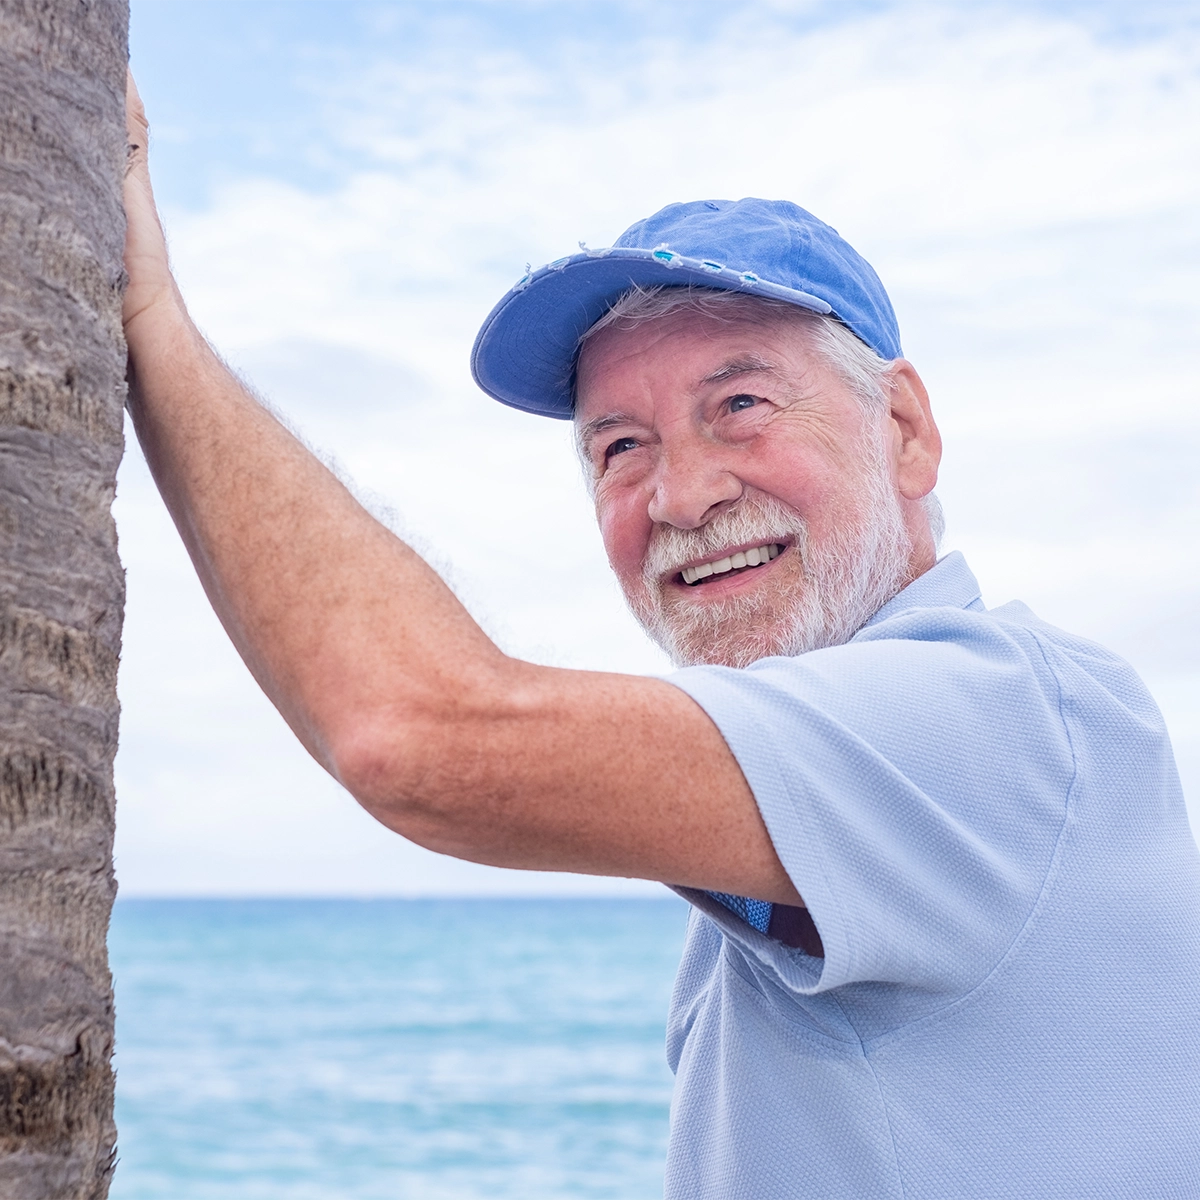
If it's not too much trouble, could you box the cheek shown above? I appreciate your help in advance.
[750,443,865,531]
[596,493,651,586]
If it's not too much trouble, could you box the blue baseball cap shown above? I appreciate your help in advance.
[470,197,901,420]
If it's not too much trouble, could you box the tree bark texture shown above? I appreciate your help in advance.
[0,1,128,1196]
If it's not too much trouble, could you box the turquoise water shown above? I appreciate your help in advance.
[109,898,687,1199]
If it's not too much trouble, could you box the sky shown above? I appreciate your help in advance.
[116,0,1200,896]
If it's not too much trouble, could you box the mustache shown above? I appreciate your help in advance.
[641,494,808,585]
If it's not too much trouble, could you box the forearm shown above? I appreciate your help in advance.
[124,297,504,774]
[121,76,515,821]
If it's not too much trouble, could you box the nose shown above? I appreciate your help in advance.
[646,443,743,529]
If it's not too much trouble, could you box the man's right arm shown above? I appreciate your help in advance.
[121,73,806,908]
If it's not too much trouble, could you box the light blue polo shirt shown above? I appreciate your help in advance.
[665,552,1200,1199]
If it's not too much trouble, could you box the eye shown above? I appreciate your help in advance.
[604,436,639,460]
[727,394,759,413]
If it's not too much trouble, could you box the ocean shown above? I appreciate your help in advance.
[108,898,688,1199]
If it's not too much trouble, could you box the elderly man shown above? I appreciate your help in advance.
[124,79,1200,1198]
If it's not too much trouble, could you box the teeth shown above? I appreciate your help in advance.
[680,543,783,585]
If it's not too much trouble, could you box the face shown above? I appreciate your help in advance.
[575,307,929,668]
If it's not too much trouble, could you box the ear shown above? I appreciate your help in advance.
[885,360,941,500]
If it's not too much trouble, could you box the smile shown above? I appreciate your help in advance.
[679,543,783,586]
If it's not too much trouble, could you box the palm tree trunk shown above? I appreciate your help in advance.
[0,1,129,1196]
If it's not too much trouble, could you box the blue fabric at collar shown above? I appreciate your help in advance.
[861,551,984,633]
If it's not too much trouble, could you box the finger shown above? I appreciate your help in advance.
[125,68,150,173]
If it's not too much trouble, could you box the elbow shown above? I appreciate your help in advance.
[321,700,499,864]
[321,655,536,860]
[329,714,446,842]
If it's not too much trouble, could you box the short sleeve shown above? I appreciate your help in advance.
[667,607,1074,998]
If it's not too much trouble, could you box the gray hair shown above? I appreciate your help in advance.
[575,285,944,547]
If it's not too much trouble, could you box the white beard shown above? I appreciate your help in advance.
[625,430,915,669]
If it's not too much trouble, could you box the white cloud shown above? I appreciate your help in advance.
[118,2,1200,894]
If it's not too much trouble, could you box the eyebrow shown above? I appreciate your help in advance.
[576,354,782,454]
[577,412,634,456]
[700,353,781,386]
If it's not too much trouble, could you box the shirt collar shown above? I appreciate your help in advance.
[860,551,984,633]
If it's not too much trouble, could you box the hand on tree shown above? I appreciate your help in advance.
[123,69,181,338]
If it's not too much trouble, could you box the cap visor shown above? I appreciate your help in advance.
[471,247,832,419]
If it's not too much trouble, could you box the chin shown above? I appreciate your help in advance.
[625,469,917,668]
[637,587,830,669]
[667,632,797,670]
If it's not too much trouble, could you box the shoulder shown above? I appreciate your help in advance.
[667,597,1085,851]
[674,599,1068,747]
